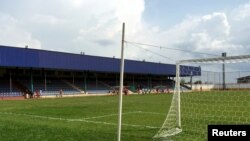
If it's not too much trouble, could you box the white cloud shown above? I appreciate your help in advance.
[31,14,65,25]
[131,6,250,62]
[126,12,233,62]
[71,0,84,8]
[228,2,250,52]
[0,13,41,49]
[230,3,250,21]
[71,0,145,57]
[1,0,250,64]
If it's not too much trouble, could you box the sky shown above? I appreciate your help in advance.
[1,0,250,65]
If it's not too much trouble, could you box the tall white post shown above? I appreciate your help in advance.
[176,63,181,128]
[117,22,125,141]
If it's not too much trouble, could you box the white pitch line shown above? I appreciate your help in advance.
[0,112,160,129]
[67,119,159,129]
[0,112,68,121]
[136,111,166,115]
[83,111,146,119]
[82,111,165,120]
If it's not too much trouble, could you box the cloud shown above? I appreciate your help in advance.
[131,3,250,63]
[228,2,250,51]
[31,14,65,25]
[230,3,250,21]
[123,12,233,63]
[71,0,145,57]
[1,0,250,64]
[0,13,41,49]
[70,1,250,63]
[94,39,115,46]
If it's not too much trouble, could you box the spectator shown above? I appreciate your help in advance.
[59,89,63,97]
[35,90,40,98]
[124,87,128,95]
[39,90,42,97]
[25,89,29,99]
[30,91,34,99]
[156,88,160,94]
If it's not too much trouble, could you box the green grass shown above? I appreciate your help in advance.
[0,94,172,141]
[0,91,249,141]
[171,91,250,141]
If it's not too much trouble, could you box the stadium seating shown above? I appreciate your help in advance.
[0,79,22,97]
[0,76,177,97]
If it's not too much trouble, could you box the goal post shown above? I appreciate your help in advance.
[154,55,250,140]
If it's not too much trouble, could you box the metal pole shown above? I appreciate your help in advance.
[45,72,47,92]
[10,71,12,92]
[176,63,181,128]
[96,73,98,90]
[132,75,135,87]
[31,69,34,93]
[190,71,193,90]
[222,52,226,90]
[73,73,75,85]
[117,22,125,141]
[84,74,87,94]
[148,76,150,89]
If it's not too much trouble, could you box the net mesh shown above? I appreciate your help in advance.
[154,56,250,141]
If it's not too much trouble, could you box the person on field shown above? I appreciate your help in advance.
[124,87,128,95]
[59,89,63,97]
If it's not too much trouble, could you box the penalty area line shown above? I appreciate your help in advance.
[83,111,165,120]
[83,111,144,119]
[0,112,160,129]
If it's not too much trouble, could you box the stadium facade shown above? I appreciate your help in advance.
[0,45,200,98]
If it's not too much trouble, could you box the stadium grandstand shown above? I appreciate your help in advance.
[0,45,200,99]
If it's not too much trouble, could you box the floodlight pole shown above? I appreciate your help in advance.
[117,22,125,141]
[222,52,226,90]
[176,63,181,128]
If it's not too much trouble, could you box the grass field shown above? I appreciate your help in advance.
[0,94,172,141]
[0,92,249,141]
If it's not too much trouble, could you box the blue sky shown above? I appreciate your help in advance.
[0,0,250,64]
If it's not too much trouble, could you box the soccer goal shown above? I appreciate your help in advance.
[154,55,250,141]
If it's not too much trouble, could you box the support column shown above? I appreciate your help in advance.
[95,73,98,90]
[148,76,150,89]
[160,76,163,87]
[84,73,87,94]
[132,75,135,87]
[30,69,34,93]
[44,71,47,92]
[10,71,12,92]
[73,73,75,85]
[190,71,193,90]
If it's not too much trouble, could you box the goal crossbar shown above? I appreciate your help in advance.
[178,55,250,64]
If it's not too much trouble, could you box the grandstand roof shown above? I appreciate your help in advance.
[0,45,199,76]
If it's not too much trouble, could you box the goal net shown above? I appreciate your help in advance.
[153,55,250,141]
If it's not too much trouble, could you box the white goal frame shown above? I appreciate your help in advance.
[176,54,250,128]
[155,54,250,139]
